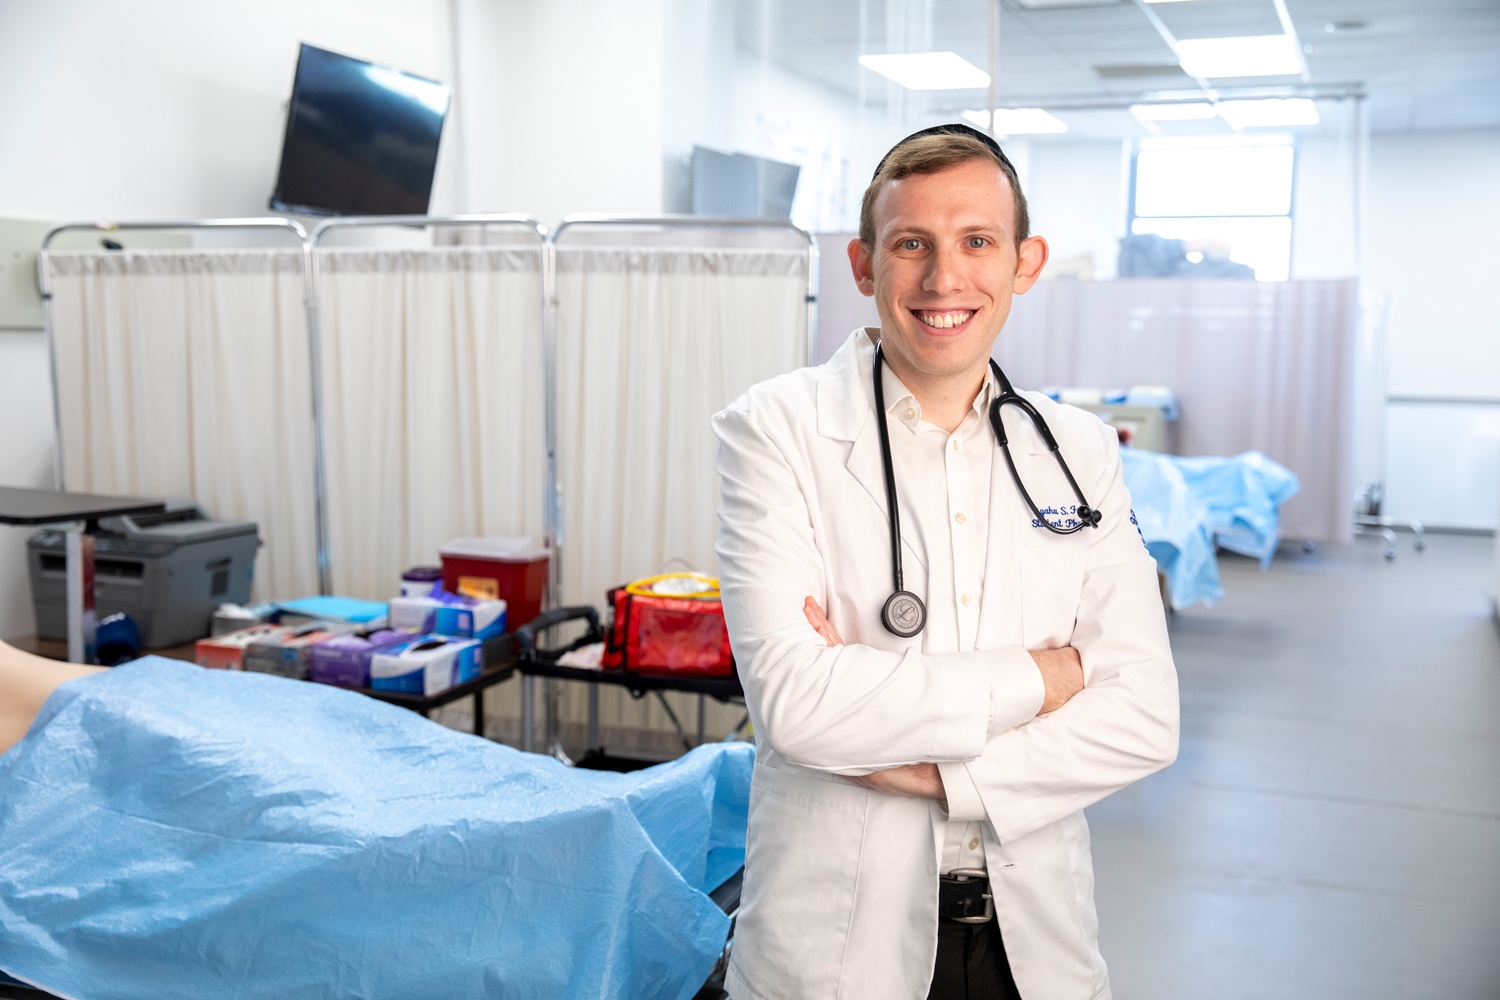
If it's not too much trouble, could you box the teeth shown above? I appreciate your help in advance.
[917,310,973,330]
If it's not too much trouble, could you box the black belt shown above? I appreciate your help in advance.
[938,868,993,924]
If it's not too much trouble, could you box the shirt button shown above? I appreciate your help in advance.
[904,407,916,420]
[968,838,980,851]
[955,512,967,524]
[952,439,959,451]
[961,594,972,607]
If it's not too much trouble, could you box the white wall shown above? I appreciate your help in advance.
[1024,138,1128,280]
[456,0,666,227]
[0,0,463,222]
[730,55,890,233]
[1291,131,1361,280]
[0,332,58,639]
[1364,128,1500,400]
[1363,128,1500,528]
[661,0,736,214]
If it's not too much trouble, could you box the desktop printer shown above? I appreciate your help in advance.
[28,499,260,648]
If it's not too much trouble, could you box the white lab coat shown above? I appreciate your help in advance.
[713,330,1178,1000]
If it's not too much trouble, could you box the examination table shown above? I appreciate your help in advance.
[0,659,751,1000]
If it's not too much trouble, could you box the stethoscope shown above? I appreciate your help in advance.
[873,341,1102,638]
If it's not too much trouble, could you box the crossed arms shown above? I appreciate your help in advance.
[714,399,1179,845]
[802,596,1084,808]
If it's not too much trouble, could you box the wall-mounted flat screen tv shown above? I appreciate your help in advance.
[270,43,451,216]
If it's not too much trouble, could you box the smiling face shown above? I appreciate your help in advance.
[849,157,1048,387]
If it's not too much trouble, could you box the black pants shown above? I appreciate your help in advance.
[927,918,1022,1000]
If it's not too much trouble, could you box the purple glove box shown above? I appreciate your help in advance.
[309,630,409,689]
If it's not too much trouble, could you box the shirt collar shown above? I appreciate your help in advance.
[882,362,998,434]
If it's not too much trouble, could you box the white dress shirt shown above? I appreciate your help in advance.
[878,360,998,875]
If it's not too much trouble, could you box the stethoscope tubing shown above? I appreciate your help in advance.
[872,341,1100,637]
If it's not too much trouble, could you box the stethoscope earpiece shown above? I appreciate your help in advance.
[872,342,1102,640]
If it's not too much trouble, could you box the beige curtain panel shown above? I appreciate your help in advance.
[1000,278,1360,544]
[46,249,319,601]
[552,244,810,741]
[315,246,546,601]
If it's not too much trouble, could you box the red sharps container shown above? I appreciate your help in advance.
[439,538,549,633]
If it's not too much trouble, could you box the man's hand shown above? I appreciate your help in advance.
[844,762,946,806]
[803,598,946,805]
[803,596,844,647]
[1031,646,1084,714]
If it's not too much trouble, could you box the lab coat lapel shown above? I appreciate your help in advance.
[818,330,929,575]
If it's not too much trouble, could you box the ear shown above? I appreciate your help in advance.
[847,238,876,297]
[1012,235,1049,294]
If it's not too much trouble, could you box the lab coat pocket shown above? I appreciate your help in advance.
[733,761,868,997]
[1020,546,1088,649]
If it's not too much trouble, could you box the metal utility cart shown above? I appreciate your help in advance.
[514,606,747,768]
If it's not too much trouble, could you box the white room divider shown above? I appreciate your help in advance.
[314,243,547,599]
[45,245,321,601]
[1000,278,1360,543]
[547,218,816,750]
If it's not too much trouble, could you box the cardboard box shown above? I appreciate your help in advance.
[243,628,341,680]
[309,630,410,689]
[195,625,283,670]
[388,594,506,641]
[370,634,482,696]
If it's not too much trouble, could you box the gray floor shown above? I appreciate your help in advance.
[1088,533,1500,1000]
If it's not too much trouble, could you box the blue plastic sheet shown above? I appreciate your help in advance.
[0,658,752,1000]
[1121,449,1300,609]
[1168,451,1300,567]
[1121,448,1223,610]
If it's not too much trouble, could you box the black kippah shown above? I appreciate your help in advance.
[872,122,1016,180]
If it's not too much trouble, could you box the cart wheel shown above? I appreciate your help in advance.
[1414,538,1426,551]
[1302,540,1316,554]
[1385,547,1397,560]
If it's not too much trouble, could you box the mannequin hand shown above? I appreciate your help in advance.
[1031,646,1084,714]
[845,762,946,806]
[803,597,844,647]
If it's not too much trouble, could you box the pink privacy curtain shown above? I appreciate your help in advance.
[999,279,1359,544]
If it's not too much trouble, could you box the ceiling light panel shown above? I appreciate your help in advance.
[1131,102,1217,120]
[1013,0,1120,6]
[858,52,990,90]
[1217,98,1320,127]
[962,108,1070,134]
[1174,35,1303,78]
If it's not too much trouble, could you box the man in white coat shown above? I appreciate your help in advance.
[712,125,1179,1000]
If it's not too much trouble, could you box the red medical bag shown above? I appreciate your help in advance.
[602,575,734,678]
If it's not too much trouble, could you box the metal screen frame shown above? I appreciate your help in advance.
[37,218,331,592]
[309,214,549,599]
[531,214,818,757]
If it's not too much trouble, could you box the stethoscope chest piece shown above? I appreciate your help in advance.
[881,590,926,639]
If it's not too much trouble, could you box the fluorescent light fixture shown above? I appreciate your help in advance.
[1130,102,1217,121]
[1174,35,1302,78]
[859,52,990,90]
[1144,0,1205,3]
[1217,98,1320,127]
[962,108,1068,134]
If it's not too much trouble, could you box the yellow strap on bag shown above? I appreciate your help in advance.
[623,572,721,599]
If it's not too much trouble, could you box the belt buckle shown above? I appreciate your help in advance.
[943,867,993,925]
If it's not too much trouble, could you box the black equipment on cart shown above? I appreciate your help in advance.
[515,606,748,770]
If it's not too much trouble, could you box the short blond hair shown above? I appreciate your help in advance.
[858,133,1030,250]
